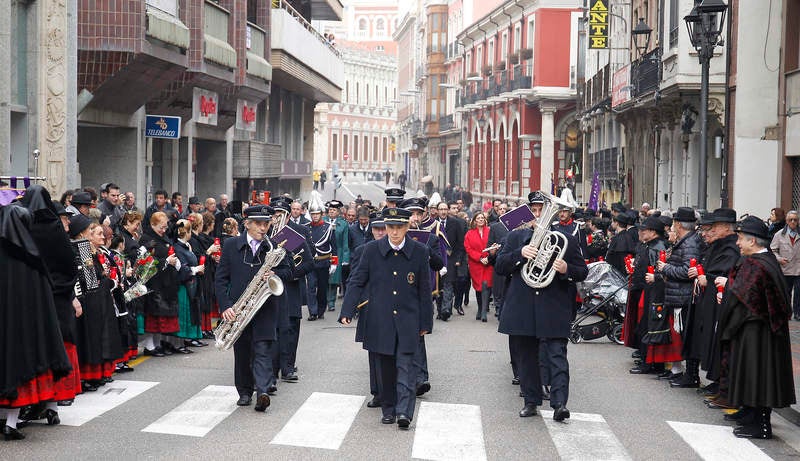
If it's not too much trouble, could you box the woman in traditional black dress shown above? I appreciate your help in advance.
[138,211,181,356]
[194,212,221,337]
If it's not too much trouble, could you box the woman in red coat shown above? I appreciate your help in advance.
[464,212,494,322]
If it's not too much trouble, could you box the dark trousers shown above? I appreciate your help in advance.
[539,339,551,386]
[413,336,429,385]
[309,266,329,316]
[540,338,570,408]
[785,275,800,317]
[439,274,455,316]
[492,273,506,314]
[509,335,542,406]
[342,264,351,297]
[287,317,301,370]
[368,351,381,397]
[272,323,293,378]
[509,336,519,379]
[377,351,418,419]
[454,276,469,307]
[233,326,275,397]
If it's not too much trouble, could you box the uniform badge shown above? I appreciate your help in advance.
[407,272,415,285]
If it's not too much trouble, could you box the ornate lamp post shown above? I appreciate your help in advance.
[684,0,727,210]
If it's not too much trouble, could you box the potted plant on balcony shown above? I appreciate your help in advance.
[509,52,519,65]
[520,48,533,61]
[494,61,506,71]
[482,64,493,76]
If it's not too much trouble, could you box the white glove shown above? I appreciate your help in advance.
[329,264,337,275]
[439,267,448,276]
[673,307,683,334]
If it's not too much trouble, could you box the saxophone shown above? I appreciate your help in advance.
[520,191,575,289]
[214,243,286,350]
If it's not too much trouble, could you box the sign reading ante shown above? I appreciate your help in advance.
[588,0,609,49]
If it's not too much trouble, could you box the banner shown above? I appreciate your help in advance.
[587,170,601,211]
[588,0,609,49]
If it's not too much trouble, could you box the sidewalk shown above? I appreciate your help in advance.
[786,320,800,421]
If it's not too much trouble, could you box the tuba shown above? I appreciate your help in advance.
[520,191,575,289]
[214,242,286,350]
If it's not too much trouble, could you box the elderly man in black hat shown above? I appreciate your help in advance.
[340,207,433,430]
[715,216,795,439]
[182,196,202,218]
[680,208,739,394]
[68,191,93,217]
[215,205,294,412]
[652,207,703,384]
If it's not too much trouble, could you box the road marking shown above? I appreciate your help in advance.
[411,402,487,461]
[668,421,773,460]
[126,354,150,367]
[540,410,632,461]
[340,183,356,199]
[141,385,240,437]
[58,380,159,426]
[270,392,364,450]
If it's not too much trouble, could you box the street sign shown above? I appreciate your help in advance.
[588,0,609,49]
[145,115,181,139]
[343,152,349,161]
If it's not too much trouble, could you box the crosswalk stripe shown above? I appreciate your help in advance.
[411,402,487,461]
[668,421,774,461]
[270,392,365,450]
[58,380,159,426]
[141,385,240,437]
[540,410,632,461]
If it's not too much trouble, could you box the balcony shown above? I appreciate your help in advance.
[631,49,659,98]
[270,0,344,102]
[511,63,532,91]
[281,159,313,179]
[246,23,272,81]
[438,114,454,133]
[204,1,236,69]
[233,141,282,179]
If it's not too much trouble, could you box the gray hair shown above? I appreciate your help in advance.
[678,221,695,232]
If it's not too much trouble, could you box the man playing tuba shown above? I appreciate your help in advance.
[495,191,588,422]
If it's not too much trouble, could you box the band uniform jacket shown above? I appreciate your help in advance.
[439,216,467,276]
[307,220,337,269]
[495,227,588,338]
[215,233,294,342]
[340,237,434,356]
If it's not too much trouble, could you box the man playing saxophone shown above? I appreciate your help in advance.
[215,205,294,412]
[496,191,588,422]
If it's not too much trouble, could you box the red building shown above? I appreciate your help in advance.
[457,0,582,202]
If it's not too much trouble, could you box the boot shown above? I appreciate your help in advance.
[475,291,482,320]
[670,359,700,388]
[733,407,772,439]
[480,282,490,322]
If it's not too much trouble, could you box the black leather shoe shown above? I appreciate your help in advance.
[397,414,411,430]
[519,391,524,397]
[44,409,60,426]
[3,425,24,440]
[159,345,173,356]
[367,397,382,408]
[57,400,73,406]
[82,381,98,392]
[381,415,396,424]
[655,370,674,379]
[115,363,134,373]
[511,377,520,385]
[698,382,719,395]
[519,404,538,417]
[670,375,700,388]
[254,393,271,412]
[631,350,642,359]
[629,366,653,374]
[237,395,252,406]
[142,347,165,357]
[456,306,465,316]
[185,339,208,347]
[175,346,193,354]
[553,405,570,422]
[267,384,278,395]
[416,382,431,396]
[328,306,336,311]
[281,373,299,383]
[318,313,325,320]
[307,314,317,321]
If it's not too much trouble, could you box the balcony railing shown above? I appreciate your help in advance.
[631,49,659,98]
[246,22,271,80]
[438,114,454,132]
[272,0,340,58]
[511,63,532,90]
[203,0,236,68]
[247,22,265,57]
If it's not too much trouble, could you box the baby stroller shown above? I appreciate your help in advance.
[570,262,628,344]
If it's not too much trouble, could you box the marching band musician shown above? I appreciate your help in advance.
[384,188,406,209]
[215,205,294,412]
[496,191,588,421]
[403,197,445,397]
[306,197,337,321]
[324,200,350,310]
[269,197,314,383]
[340,207,433,430]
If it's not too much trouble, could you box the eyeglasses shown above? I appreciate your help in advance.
[788,218,799,222]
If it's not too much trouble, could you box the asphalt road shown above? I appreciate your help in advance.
[4,297,800,460]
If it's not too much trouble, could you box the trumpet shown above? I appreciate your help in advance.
[482,243,502,253]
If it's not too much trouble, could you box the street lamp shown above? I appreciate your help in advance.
[631,18,652,57]
[684,0,727,210]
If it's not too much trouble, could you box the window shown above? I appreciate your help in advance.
[343,135,349,162]
[363,135,369,162]
[527,18,535,50]
[373,137,378,162]
[669,0,679,48]
[382,138,388,162]
[376,45,384,52]
[366,84,369,105]
[353,135,359,161]
[376,18,385,37]
[332,133,338,160]
[514,25,521,52]
[358,18,367,31]
[345,81,349,104]
[501,32,508,61]
[488,40,495,66]
[356,83,359,104]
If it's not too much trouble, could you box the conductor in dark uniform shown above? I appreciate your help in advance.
[496,192,588,421]
[215,205,294,412]
[340,207,433,430]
